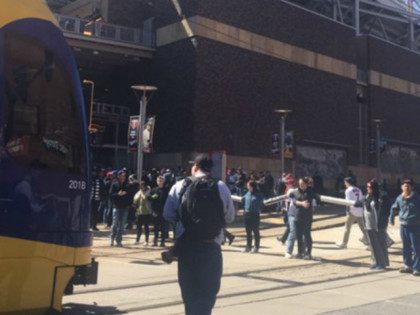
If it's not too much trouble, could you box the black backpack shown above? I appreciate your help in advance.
[180,176,225,240]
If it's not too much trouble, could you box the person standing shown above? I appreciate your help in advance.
[362,180,389,270]
[241,180,264,253]
[390,179,420,276]
[148,176,169,247]
[293,178,316,259]
[163,154,235,315]
[133,181,152,245]
[337,177,367,249]
[110,170,131,247]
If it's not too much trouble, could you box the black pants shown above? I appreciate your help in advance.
[153,215,166,245]
[91,199,99,229]
[245,212,260,249]
[127,205,136,229]
[296,216,313,256]
[136,214,152,242]
[178,239,222,315]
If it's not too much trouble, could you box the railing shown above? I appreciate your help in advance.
[55,14,154,48]
[93,102,130,120]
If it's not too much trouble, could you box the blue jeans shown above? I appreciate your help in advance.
[178,239,222,315]
[286,215,297,254]
[400,225,420,271]
[98,200,107,223]
[111,207,129,244]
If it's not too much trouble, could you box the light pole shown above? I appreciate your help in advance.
[83,79,95,132]
[373,119,384,181]
[131,85,157,182]
[274,109,292,176]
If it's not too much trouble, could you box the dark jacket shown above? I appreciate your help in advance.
[147,186,169,216]
[378,191,391,230]
[391,192,420,226]
[291,188,317,222]
[110,180,131,208]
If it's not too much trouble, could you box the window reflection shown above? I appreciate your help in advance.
[3,30,85,174]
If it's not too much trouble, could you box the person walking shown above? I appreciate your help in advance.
[277,176,296,245]
[163,154,235,315]
[133,181,152,245]
[241,180,264,253]
[362,180,389,270]
[109,170,131,247]
[390,179,420,276]
[337,177,367,248]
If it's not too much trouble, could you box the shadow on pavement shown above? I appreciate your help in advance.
[61,303,125,314]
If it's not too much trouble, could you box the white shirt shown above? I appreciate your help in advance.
[345,186,364,217]
[163,170,235,244]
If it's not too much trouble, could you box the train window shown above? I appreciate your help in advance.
[3,30,85,174]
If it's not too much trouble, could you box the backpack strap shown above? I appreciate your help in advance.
[177,176,195,216]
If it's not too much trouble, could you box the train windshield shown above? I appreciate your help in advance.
[2,29,85,175]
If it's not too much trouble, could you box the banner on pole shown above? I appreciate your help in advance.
[143,116,156,153]
[271,132,280,154]
[128,115,156,153]
[128,115,139,153]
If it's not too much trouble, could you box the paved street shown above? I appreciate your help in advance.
[62,209,420,314]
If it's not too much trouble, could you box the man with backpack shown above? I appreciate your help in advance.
[163,154,235,315]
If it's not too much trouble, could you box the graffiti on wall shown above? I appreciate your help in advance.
[295,145,347,179]
[381,145,420,175]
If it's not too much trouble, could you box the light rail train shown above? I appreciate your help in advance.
[0,1,96,313]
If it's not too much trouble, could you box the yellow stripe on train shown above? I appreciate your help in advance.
[0,0,58,29]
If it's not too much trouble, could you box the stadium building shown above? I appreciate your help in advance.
[48,0,420,189]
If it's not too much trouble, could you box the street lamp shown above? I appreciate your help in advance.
[274,109,292,176]
[372,119,384,181]
[131,85,157,183]
[83,79,95,132]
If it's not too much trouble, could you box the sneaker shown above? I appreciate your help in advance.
[116,242,123,247]
[277,236,285,244]
[251,247,259,254]
[369,264,378,270]
[399,266,413,274]
[295,253,303,259]
[143,241,149,246]
[134,240,140,245]
[285,253,293,259]
[242,247,251,253]
[413,270,420,276]
[359,237,369,246]
[336,243,347,249]
[228,235,235,246]
[303,254,312,260]
[375,265,386,270]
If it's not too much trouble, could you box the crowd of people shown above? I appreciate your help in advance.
[90,158,420,315]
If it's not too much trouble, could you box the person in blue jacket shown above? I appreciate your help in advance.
[390,179,420,276]
[242,180,265,253]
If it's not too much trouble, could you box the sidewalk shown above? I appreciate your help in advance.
[62,211,419,314]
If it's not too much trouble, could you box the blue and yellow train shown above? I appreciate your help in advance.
[0,1,96,313]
